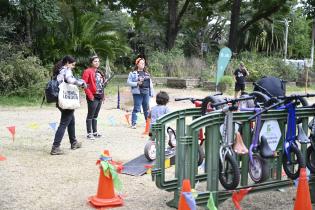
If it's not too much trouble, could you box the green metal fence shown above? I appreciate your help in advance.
[151,106,315,208]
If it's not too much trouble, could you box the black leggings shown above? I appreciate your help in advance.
[86,98,102,134]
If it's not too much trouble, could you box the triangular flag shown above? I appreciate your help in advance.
[215,47,232,87]
[0,154,6,161]
[207,193,217,210]
[49,122,58,132]
[28,122,39,129]
[6,126,16,141]
[232,187,252,210]
[182,192,197,210]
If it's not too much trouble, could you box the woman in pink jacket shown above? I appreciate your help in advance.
[82,55,106,140]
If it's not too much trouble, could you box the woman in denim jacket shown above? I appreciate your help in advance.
[127,58,154,129]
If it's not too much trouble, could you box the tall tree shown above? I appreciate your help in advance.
[228,0,241,52]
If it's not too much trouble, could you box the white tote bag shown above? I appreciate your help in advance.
[58,82,80,109]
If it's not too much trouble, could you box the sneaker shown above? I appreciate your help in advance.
[93,132,102,138]
[87,133,95,140]
[71,141,82,150]
[50,146,64,155]
[131,124,136,129]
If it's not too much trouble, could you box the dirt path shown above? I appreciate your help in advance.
[0,87,313,210]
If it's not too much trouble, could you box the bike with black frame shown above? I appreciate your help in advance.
[211,96,255,190]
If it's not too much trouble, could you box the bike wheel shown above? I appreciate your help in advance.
[296,95,309,107]
[197,145,205,166]
[144,141,156,161]
[306,146,315,173]
[248,154,269,183]
[282,145,305,179]
[219,153,240,190]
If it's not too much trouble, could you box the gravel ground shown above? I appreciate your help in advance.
[0,87,314,210]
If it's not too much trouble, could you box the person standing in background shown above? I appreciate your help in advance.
[82,55,107,140]
[127,57,154,129]
[234,61,249,98]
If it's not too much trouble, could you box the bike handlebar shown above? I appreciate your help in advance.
[174,97,202,103]
[212,96,255,107]
[277,93,315,100]
[248,98,301,120]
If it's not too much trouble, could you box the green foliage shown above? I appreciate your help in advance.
[233,51,298,82]
[219,75,234,86]
[0,54,48,97]
[148,48,207,78]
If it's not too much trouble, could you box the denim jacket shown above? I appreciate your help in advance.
[127,70,154,97]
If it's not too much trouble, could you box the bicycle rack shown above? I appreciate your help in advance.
[151,106,315,208]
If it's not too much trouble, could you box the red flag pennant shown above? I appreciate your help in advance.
[232,187,252,210]
[6,126,16,142]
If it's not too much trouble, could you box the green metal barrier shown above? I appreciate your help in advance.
[151,106,315,208]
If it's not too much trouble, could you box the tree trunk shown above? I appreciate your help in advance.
[25,10,32,47]
[166,0,178,50]
[228,0,241,53]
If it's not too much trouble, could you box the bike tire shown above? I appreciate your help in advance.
[306,146,315,173]
[248,154,269,183]
[282,145,305,179]
[144,141,156,161]
[197,145,205,166]
[219,152,240,190]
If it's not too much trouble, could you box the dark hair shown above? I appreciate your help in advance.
[89,55,99,65]
[52,55,76,76]
[156,91,169,105]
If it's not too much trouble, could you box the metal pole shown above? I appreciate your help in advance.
[311,20,315,68]
[284,19,289,62]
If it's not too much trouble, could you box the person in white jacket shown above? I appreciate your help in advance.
[127,57,154,129]
[50,55,87,155]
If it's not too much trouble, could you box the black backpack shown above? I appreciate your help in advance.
[41,77,59,107]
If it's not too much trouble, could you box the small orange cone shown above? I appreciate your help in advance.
[88,150,123,208]
[293,167,312,210]
[142,118,151,135]
[178,179,192,210]
[0,155,6,161]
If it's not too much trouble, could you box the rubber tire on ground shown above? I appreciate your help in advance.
[306,146,315,173]
[282,145,305,180]
[248,154,269,183]
[218,152,240,190]
[144,141,156,161]
[197,145,205,166]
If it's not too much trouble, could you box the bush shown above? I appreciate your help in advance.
[148,48,207,78]
[0,53,49,97]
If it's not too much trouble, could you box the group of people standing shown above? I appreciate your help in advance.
[50,54,248,156]
[50,55,166,156]
[50,55,107,155]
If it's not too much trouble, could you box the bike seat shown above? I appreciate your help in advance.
[297,124,310,144]
[259,135,275,158]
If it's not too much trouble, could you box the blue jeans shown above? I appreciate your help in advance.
[53,107,77,147]
[132,93,150,126]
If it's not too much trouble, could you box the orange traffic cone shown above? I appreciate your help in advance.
[293,167,312,210]
[178,179,192,210]
[142,118,151,135]
[88,150,123,208]
[0,155,6,161]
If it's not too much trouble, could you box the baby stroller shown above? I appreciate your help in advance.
[249,76,308,107]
